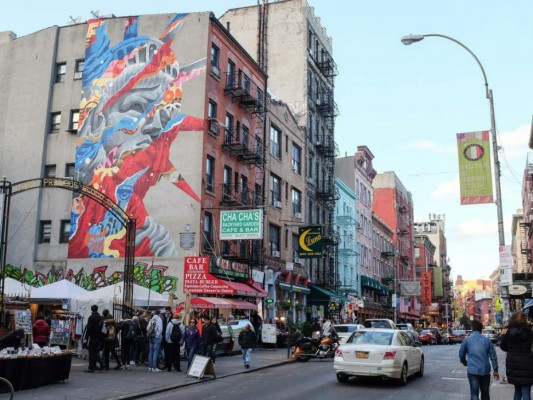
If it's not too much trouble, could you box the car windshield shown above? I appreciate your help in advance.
[452,330,466,335]
[483,329,495,334]
[366,321,392,328]
[348,331,393,345]
[335,326,358,333]
[420,330,432,334]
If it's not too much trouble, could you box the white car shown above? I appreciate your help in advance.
[227,319,255,352]
[334,328,424,385]
[334,324,365,344]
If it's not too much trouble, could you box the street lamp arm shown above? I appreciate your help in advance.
[401,33,490,99]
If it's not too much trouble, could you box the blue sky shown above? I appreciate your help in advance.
[2,1,532,281]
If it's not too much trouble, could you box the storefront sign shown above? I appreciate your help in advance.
[219,209,263,240]
[183,256,233,294]
[298,226,322,258]
[508,285,527,296]
[500,267,513,286]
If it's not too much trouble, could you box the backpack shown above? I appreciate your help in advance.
[147,319,156,338]
[126,322,136,340]
[99,318,107,338]
[104,322,116,341]
[170,321,182,343]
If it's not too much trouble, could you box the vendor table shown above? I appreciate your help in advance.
[0,353,71,391]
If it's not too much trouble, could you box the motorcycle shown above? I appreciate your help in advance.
[293,328,339,362]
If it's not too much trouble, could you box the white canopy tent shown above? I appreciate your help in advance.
[2,277,31,297]
[73,282,171,320]
[29,279,89,305]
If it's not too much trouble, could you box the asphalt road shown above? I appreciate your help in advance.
[149,344,514,400]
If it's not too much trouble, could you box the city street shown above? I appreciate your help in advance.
[149,345,513,400]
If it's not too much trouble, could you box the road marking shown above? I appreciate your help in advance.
[442,377,467,381]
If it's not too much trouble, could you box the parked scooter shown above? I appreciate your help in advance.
[293,328,339,362]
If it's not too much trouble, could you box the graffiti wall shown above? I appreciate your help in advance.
[69,13,206,260]
[4,262,177,294]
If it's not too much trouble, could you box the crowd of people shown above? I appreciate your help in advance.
[81,305,254,373]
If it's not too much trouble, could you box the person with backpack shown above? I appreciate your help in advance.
[146,309,163,372]
[102,310,122,370]
[164,312,184,372]
[119,314,135,369]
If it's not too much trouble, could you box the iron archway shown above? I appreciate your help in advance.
[0,177,136,312]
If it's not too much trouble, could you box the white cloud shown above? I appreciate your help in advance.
[431,177,459,199]
[453,219,497,237]
[498,124,530,160]
[406,139,455,154]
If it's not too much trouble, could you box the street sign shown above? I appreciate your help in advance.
[265,298,274,304]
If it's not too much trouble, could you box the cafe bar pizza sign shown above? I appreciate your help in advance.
[183,256,233,294]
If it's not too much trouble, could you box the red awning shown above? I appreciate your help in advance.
[190,297,257,310]
[190,297,233,309]
[223,280,261,297]
[252,282,268,298]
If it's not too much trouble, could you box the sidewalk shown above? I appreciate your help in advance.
[10,348,294,400]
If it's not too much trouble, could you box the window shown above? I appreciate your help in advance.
[203,213,214,250]
[65,163,75,178]
[270,173,281,206]
[292,188,301,215]
[39,221,52,243]
[55,62,66,83]
[269,224,280,256]
[292,234,300,261]
[225,113,234,143]
[308,154,314,180]
[223,166,232,199]
[210,44,220,77]
[292,144,302,174]
[227,59,235,87]
[44,164,56,178]
[60,220,71,243]
[208,100,218,134]
[257,89,264,116]
[206,156,215,192]
[50,112,61,133]
[270,125,281,159]
[240,71,251,94]
[69,110,80,131]
[74,59,84,79]
[240,175,248,204]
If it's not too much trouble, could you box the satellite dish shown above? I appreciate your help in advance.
[68,15,82,24]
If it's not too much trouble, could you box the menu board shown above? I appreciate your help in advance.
[50,319,71,347]
[187,355,215,379]
[14,310,32,335]
[261,323,277,344]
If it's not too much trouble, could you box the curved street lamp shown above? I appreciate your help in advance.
[400,33,505,247]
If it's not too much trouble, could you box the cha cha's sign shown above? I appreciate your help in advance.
[220,209,263,240]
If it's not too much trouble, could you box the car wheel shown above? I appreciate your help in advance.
[398,363,408,386]
[416,356,424,377]
[337,373,349,383]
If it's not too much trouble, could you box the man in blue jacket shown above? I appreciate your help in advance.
[459,320,499,400]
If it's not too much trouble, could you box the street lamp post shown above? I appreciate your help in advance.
[401,34,505,247]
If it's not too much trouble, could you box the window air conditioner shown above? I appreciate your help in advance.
[272,251,281,258]
[294,257,302,264]
[274,200,282,208]
[73,72,83,80]
[294,212,302,219]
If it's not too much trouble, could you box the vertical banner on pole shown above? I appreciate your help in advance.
[456,131,493,205]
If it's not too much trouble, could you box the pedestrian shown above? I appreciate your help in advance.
[459,320,499,400]
[251,311,263,345]
[32,313,51,347]
[310,318,321,334]
[147,309,163,372]
[164,312,184,372]
[119,314,135,369]
[238,324,256,369]
[0,329,25,350]
[499,311,533,400]
[199,314,210,356]
[182,318,201,370]
[83,304,104,373]
[203,316,222,366]
[102,311,122,370]
[161,306,172,370]
[136,310,149,366]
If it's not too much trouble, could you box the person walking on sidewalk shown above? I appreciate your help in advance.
[500,311,533,400]
[147,310,163,372]
[459,320,499,400]
[238,324,256,369]
[165,313,184,372]
[182,318,201,370]
[102,311,122,370]
[83,304,104,373]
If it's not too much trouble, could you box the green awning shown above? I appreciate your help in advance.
[361,275,381,290]
[279,282,310,293]
[308,285,349,303]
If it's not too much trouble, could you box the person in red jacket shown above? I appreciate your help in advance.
[32,314,51,347]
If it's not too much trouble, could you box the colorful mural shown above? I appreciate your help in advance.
[69,13,206,259]
[4,262,177,294]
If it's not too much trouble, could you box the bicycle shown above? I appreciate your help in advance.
[0,377,14,400]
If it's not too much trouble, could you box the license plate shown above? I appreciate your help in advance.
[356,352,369,359]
